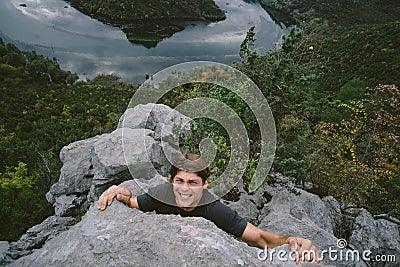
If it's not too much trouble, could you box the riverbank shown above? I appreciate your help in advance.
[65,0,226,47]
[258,0,400,26]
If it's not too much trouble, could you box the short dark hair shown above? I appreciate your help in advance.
[168,152,211,183]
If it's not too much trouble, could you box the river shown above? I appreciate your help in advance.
[0,0,287,85]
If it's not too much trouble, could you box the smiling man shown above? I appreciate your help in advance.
[98,152,321,264]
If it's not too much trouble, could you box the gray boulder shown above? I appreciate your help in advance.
[346,208,400,266]
[259,188,335,233]
[227,193,264,225]
[88,128,161,202]
[322,196,343,237]
[0,243,9,263]
[46,103,190,218]
[374,219,400,263]
[232,186,400,267]
[258,189,334,248]
[118,103,191,142]
[3,216,74,263]
[45,136,99,207]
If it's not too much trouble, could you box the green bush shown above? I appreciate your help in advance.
[0,162,53,241]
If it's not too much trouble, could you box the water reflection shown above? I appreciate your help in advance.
[0,0,287,84]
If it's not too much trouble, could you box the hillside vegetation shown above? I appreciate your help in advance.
[258,0,400,26]
[1,1,399,241]
[237,23,399,215]
[0,40,135,240]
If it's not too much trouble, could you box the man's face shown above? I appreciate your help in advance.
[172,170,208,211]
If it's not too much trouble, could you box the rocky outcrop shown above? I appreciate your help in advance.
[46,103,190,218]
[7,180,327,267]
[344,208,400,266]
[5,216,75,260]
[1,103,399,266]
[226,179,400,266]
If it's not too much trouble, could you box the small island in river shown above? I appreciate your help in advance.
[66,0,227,48]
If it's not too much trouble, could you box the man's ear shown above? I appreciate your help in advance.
[203,179,210,188]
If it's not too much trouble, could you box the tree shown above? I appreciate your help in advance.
[308,85,399,216]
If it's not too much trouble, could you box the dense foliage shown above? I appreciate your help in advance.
[258,0,400,26]
[314,23,400,93]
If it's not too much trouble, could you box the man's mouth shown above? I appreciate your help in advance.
[179,193,192,200]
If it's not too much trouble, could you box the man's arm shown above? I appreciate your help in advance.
[97,185,140,210]
[241,222,320,264]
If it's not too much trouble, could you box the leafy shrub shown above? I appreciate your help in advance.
[0,162,53,241]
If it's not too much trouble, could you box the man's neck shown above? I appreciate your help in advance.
[180,206,196,212]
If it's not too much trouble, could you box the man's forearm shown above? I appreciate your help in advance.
[260,231,289,248]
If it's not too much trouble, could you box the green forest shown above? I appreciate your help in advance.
[1,1,399,241]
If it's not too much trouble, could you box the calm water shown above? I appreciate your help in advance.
[0,0,287,85]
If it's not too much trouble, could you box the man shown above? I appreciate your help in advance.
[98,152,320,264]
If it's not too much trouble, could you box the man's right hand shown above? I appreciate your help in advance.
[97,185,132,211]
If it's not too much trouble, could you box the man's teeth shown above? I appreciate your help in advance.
[180,193,192,199]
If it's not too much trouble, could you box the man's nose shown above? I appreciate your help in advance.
[181,181,190,188]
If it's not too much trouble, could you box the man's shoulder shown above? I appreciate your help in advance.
[199,189,219,206]
[149,182,172,192]
[148,183,175,205]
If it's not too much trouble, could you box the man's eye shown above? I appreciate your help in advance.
[189,181,198,185]
[175,179,183,184]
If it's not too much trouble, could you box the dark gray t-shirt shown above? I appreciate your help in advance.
[137,183,247,238]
